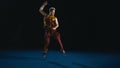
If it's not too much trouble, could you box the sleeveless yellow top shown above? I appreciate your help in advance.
[44,15,56,30]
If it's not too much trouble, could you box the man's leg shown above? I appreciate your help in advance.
[43,31,50,57]
[55,32,65,54]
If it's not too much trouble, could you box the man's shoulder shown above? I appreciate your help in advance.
[54,16,57,19]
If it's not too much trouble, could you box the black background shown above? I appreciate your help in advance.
[1,0,118,52]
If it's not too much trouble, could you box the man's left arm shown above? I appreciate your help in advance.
[52,18,59,30]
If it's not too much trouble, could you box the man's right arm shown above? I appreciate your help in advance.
[39,1,48,16]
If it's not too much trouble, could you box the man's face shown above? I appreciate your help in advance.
[50,9,55,15]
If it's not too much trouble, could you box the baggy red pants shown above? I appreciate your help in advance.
[43,30,64,54]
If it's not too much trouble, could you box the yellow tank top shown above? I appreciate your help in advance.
[44,15,56,30]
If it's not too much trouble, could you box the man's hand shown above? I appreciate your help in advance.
[43,1,48,6]
[52,27,57,30]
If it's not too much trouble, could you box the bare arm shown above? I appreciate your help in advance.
[39,1,48,16]
[52,18,59,30]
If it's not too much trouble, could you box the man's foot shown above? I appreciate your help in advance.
[42,53,47,58]
[62,50,65,54]
[61,50,66,56]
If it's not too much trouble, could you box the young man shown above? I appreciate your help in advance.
[39,1,66,57]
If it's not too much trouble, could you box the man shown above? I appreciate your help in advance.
[39,1,65,57]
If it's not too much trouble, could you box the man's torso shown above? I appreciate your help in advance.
[44,15,57,31]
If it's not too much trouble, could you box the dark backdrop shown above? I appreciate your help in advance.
[1,0,118,51]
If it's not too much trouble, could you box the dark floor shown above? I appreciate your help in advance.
[0,50,120,68]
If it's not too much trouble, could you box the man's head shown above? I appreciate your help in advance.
[49,7,56,16]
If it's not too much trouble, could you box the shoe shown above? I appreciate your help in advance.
[62,50,65,54]
[42,53,47,58]
[62,50,66,56]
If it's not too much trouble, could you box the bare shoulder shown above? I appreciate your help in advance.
[55,17,58,20]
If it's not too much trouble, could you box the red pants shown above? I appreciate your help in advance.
[43,30,64,54]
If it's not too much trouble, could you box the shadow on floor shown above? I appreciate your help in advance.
[0,54,45,61]
[47,61,69,68]
[72,62,93,68]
